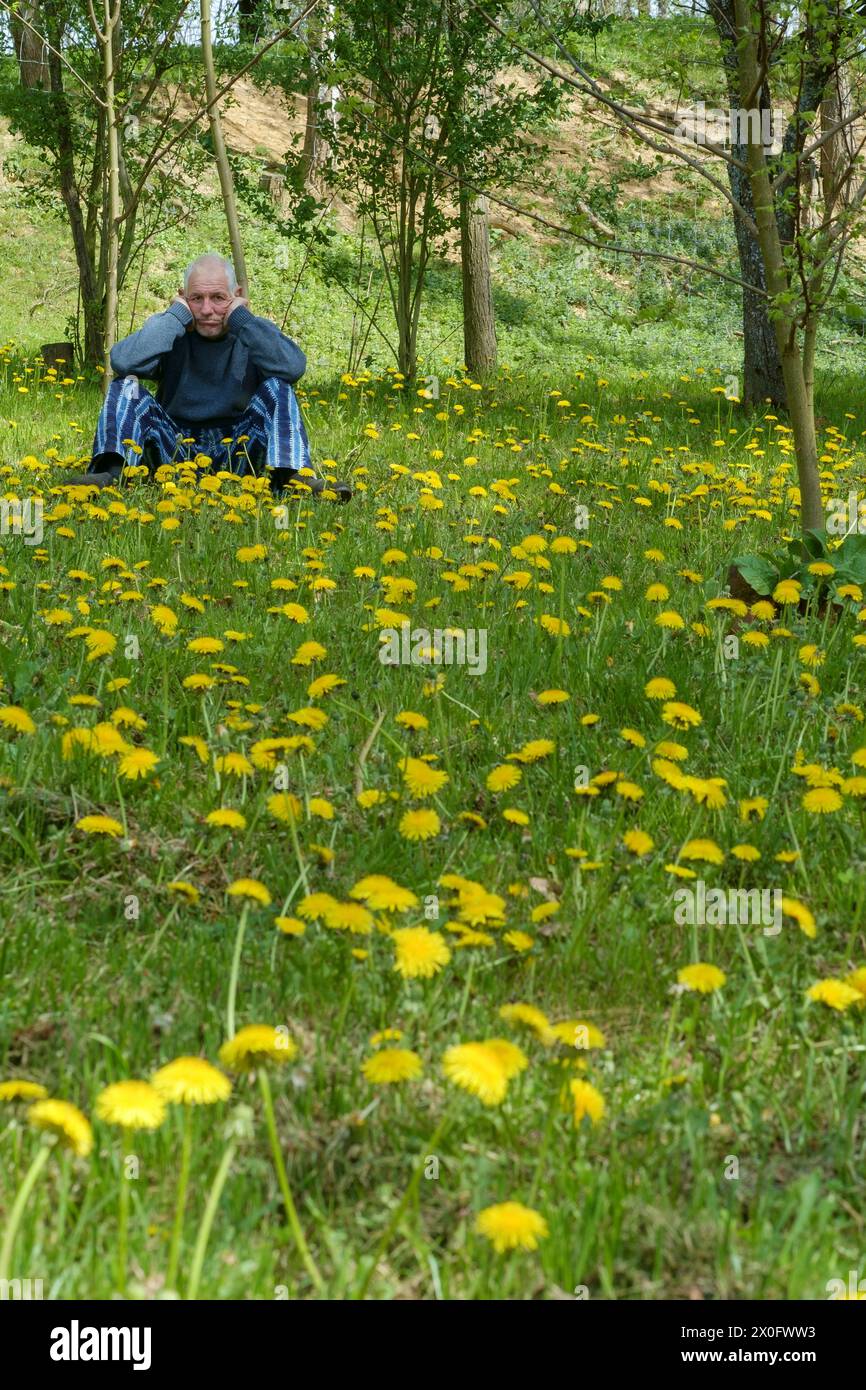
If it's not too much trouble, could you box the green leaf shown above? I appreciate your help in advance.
[802,528,829,558]
[731,553,779,595]
[839,536,866,586]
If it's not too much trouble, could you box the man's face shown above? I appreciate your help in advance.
[184,269,233,338]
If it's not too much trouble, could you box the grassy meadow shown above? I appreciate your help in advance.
[2,345,866,1300]
[3,18,866,1302]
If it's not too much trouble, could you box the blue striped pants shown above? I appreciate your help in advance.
[92,375,312,475]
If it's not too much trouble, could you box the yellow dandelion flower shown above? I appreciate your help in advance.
[569,1078,605,1126]
[350,876,419,912]
[117,747,159,780]
[536,689,569,705]
[398,808,441,841]
[219,1024,297,1071]
[275,916,306,936]
[392,926,451,978]
[267,792,303,823]
[362,1049,423,1084]
[442,1042,508,1106]
[215,752,255,778]
[655,610,684,630]
[75,814,124,837]
[227,878,271,907]
[549,1019,606,1050]
[167,881,200,903]
[279,602,309,624]
[395,710,429,730]
[187,636,224,654]
[0,705,36,735]
[661,701,702,729]
[370,1028,404,1047]
[323,900,375,934]
[844,967,866,998]
[356,788,388,809]
[399,756,449,798]
[807,979,863,1012]
[287,706,328,732]
[94,1080,165,1130]
[644,677,676,700]
[780,896,816,937]
[486,764,522,793]
[28,1099,94,1157]
[180,735,209,763]
[150,605,178,635]
[296,891,339,920]
[678,963,726,994]
[0,1080,48,1103]
[499,1002,554,1044]
[483,1038,529,1078]
[680,838,724,866]
[84,629,116,661]
[475,1201,548,1253]
[539,614,571,637]
[508,738,555,764]
[151,1057,232,1105]
[773,579,801,605]
[622,828,654,856]
[730,844,761,862]
[307,673,346,699]
[205,808,247,829]
[802,787,842,813]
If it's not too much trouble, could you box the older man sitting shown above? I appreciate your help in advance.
[65,252,350,501]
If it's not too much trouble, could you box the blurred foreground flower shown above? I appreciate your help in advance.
[475,1201,549,1253]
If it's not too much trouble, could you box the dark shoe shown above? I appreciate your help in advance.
[271,468,352,503]
[59,467,122,490]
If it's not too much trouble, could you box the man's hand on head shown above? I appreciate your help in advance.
[224,289,250,327]
[171,291,193,329]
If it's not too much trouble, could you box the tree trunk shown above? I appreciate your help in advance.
[732,0,822,534]
[396,229,418,378]
[460,187,497,378]
[732,163,787,409]
[445,0,496,378]
[301,5,339,186]
[237,0,261,42]
[301,14,321,180]
[88,0,122,393]
[9,1,51,89]
[709,0,786,410]
[201,0,248,291]
[103,1,121,391]
[820,66,855,213]
[44,8,103,367]
[302,74,324,182]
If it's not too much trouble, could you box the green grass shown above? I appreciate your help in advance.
[3,16,866,1299]
[1,348,866,1299]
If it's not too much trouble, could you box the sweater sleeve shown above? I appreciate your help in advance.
[109,302,193,380]
[225,304,307,384]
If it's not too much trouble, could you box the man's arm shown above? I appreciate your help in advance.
[225,304,307,384]
[109,301,193,380]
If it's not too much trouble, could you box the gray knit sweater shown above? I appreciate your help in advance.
[109,301,306,431]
